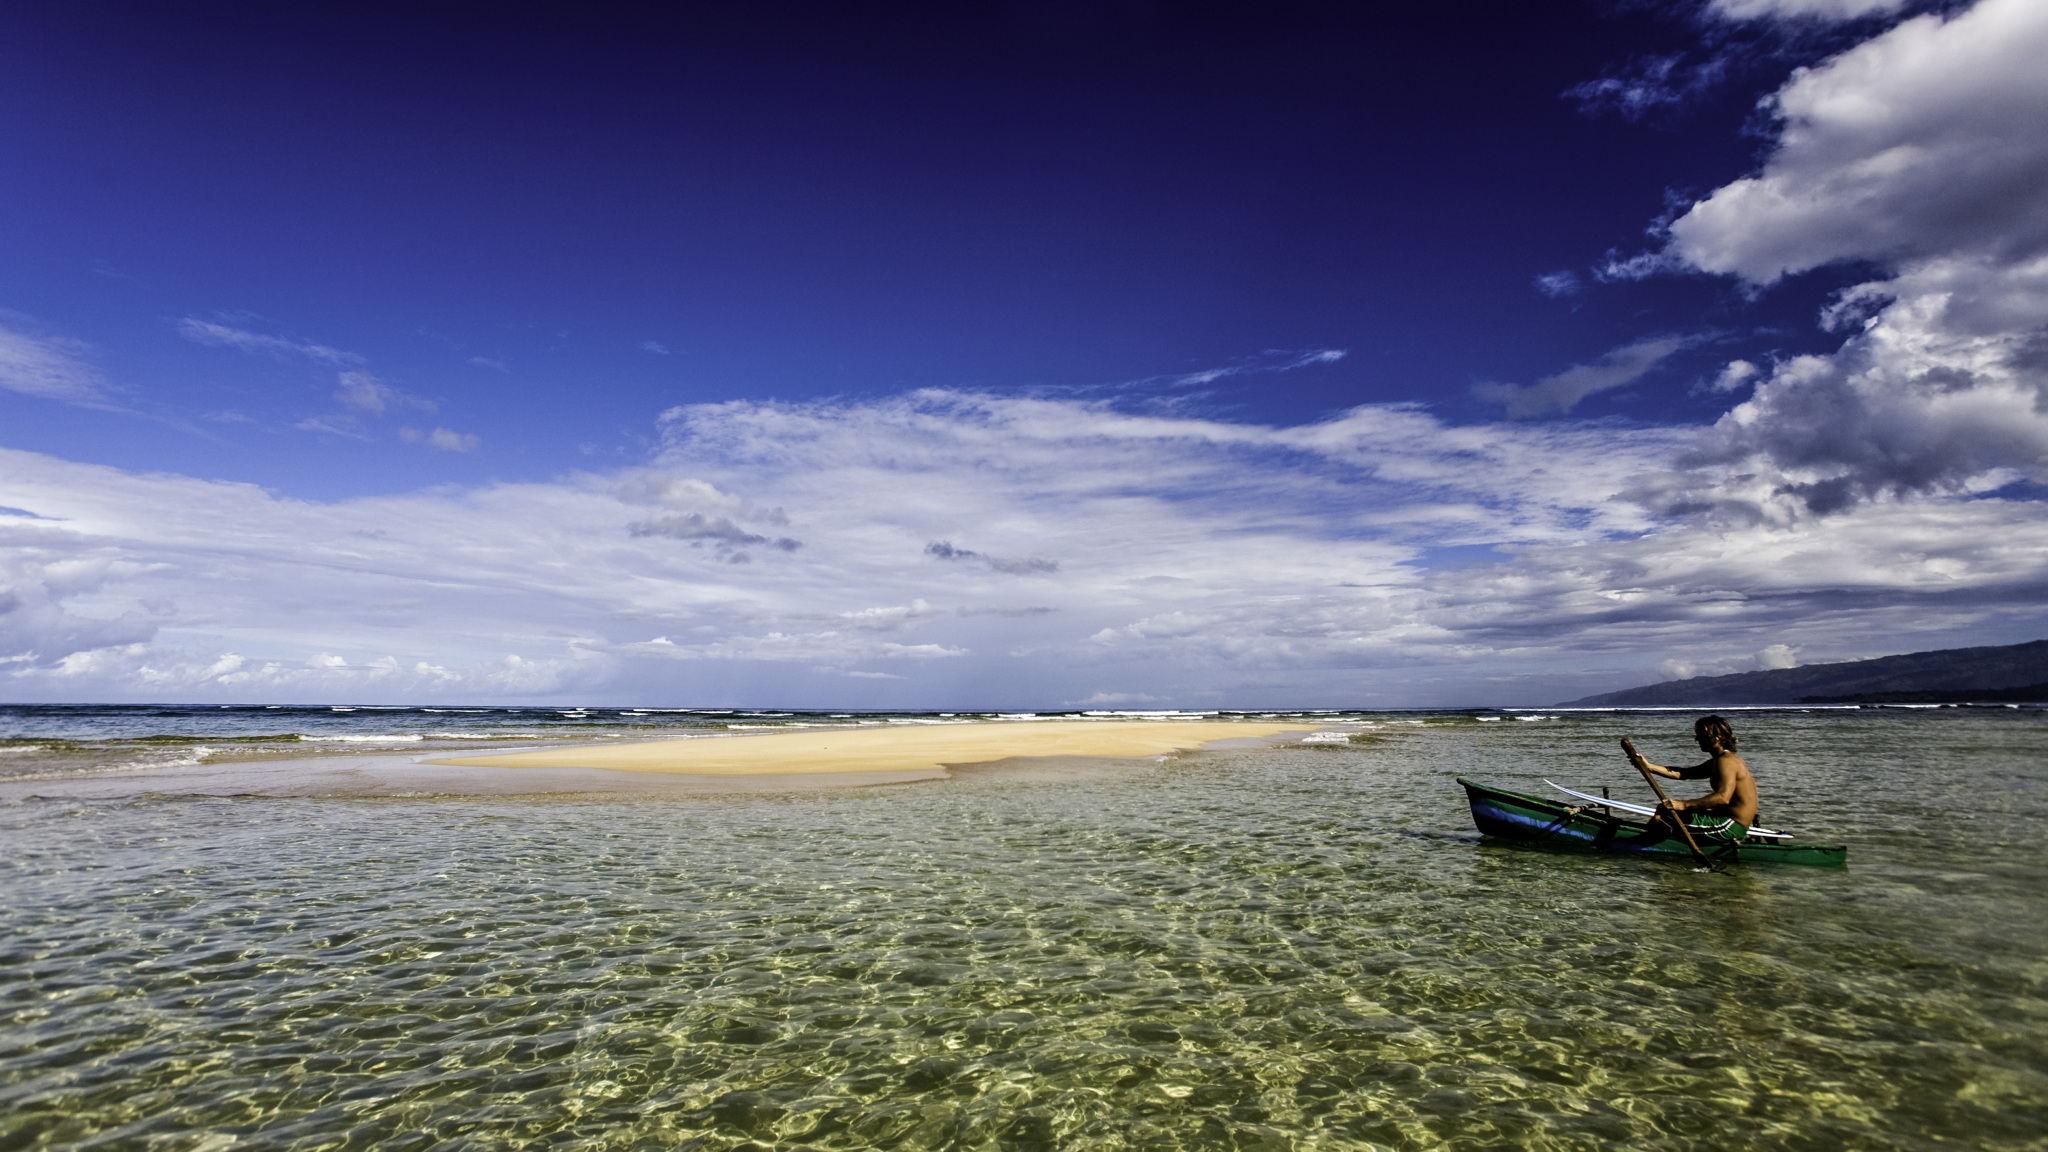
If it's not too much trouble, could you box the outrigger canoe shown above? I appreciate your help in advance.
[1458,777,1848,867]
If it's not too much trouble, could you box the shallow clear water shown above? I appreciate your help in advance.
[2,708,2044,1150]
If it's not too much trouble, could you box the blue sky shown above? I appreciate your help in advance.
[3,0,2045,706]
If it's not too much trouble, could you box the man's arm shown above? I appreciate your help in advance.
[1621,739,1709,781]
[1665,758,1737,813]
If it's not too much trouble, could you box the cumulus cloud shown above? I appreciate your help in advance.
[1757,642,1801,668]
[615,472,790,525]
[1668,0,2048,282]
[1710,359,1763,392]
[1619,0,2048,513]
[1474,336,1693,418]
[619,473,802,562]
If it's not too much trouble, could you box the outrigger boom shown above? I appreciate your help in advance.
[1543,779,1791,841]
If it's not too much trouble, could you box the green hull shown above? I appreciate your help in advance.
[1458,778,1848,867]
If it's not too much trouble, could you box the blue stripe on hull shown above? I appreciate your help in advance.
[1469,796,1685,857]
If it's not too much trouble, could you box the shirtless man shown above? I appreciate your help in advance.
[1622,715,1759,842]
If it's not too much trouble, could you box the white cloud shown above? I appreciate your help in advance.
[181,319,451,442]
[1757,642,1800,668]
[838,600,936,631]
[1474,336,1692,418]
[4,388,2040,706]
[1629,0,2048,512]
[1075,691,1167,706]
[0,321,111,405]
[614,472,791,525]
[400,426,480,452]
[1668,0,2048,282]
[1710,359,1762,392]
[1708,0,1909,22]
[292,414,369,440]
[1170,348,1346,387]
[335,371,433,416]
[1653,643,1797,682]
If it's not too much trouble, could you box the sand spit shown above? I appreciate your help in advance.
[0,721,1337,801]
[426,720,1314,776]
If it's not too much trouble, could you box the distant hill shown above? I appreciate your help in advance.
[1557,639,2048,707]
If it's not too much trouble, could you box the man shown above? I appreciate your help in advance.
[1622,715,1759,842]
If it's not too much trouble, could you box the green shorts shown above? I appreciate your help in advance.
[1685,815,1753,844]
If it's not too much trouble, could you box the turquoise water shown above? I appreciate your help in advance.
[2,708,2044,1150]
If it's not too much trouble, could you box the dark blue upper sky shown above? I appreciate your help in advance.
[0,0,1855,497]
[7,0,2045,707]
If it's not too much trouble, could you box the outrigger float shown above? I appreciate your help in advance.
[1457,777,1848,867]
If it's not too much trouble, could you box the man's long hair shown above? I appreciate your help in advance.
[1695,714,1737,753]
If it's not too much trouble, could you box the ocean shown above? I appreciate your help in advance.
[2,704,2043,1149]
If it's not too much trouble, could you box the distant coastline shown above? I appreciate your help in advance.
[1559,639,2048,707]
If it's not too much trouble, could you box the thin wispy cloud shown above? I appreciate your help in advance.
[0,322,113,407]
[1473,336,1693,418]
[178,318,362,366]
[1170,348,1347,387]
[926,541,1058,576]
[1709,0,1908,20]
[336,371,434,416]
[399,426,480,452]
[1566,52,1734,123]
[179,319,481,453]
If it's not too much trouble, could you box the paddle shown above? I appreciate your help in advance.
[1620,737,1718,871]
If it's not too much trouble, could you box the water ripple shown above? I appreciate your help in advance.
[2,710,2044,1149]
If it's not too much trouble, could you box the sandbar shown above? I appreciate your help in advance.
[426,720,1316,776]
